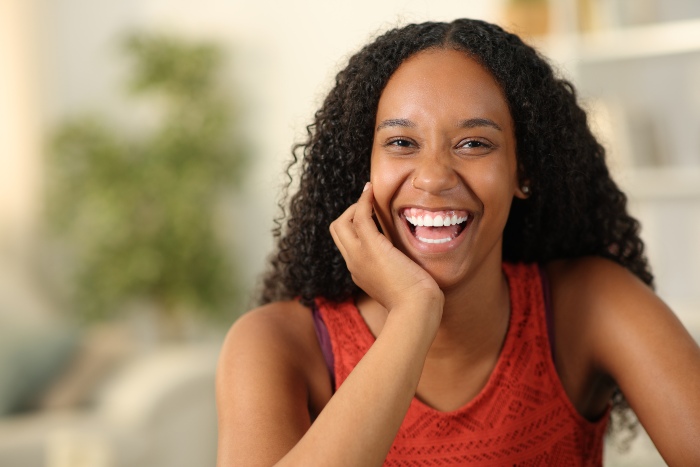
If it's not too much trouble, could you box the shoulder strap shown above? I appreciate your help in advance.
[311,302,336,390]
[538,264,556,364]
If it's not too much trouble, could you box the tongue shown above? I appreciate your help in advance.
[414,225,460,240]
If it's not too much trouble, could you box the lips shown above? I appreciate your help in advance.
[401,208,470,245]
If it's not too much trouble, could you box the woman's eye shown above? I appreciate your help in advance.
[388,138,414,148]
[457,138,494,155]
[460,139,491,149]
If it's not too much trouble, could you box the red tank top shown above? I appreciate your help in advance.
[316,263,609,466]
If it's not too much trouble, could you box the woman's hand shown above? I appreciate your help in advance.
[219,182,446,467]
[329,182,443,312]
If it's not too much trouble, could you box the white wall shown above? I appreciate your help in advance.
[30,0,502,300]
[0,1,41,263]
[10,1,698,321]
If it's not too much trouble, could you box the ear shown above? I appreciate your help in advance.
[514,170,531,199]
[514,163,531,199]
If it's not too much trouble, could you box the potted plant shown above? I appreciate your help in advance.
[46,32,248,335]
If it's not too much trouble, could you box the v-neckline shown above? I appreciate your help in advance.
[347,267,518,416]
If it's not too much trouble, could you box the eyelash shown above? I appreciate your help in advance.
[459,139,493,149]
[386,138,415,148]
[385,138,494,150]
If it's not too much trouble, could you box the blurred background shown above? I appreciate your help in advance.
[1,1,699,466]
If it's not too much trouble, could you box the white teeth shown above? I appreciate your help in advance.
[405,212,469,227]
[417,236,451,244]
[405,209,469,245]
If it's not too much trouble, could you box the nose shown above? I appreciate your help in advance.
[411,150,459,194]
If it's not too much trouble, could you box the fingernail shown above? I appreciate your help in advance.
[363,182,370,192]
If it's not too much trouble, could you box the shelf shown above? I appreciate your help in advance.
[579,18,700,63]
[536,18,700,64]
[616,166,700,201]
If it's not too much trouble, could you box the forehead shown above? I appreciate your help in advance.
[376,48,512,128]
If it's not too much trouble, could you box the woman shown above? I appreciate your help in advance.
[216,19,700,466]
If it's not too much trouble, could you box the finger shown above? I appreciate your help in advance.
[353,182,383,242]
[337,200,358,224]
[353,182,373,227]
[329,219,350,261]
[329,224,348,263]
[334,202,359,239]
[329,202,359,259]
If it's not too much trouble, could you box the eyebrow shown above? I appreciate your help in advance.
[375,117,503,132]
[458,118,502,131]
[376,118,415,131]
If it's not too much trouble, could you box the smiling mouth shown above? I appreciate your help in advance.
[401,208,470,244]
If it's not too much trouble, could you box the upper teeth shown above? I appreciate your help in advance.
[405,212,468,227]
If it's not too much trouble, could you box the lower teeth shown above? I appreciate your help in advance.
[417,237,452,244]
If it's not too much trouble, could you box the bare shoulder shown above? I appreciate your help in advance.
[545,253,695,353]
[217,300,331,407]
[219,300,320,366]
[543,256,667,335]
[545,255,650,300]
[216,301,332,466]
[543,255,677,364]
[545,257,700,465]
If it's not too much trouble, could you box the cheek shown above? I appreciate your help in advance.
[470,158,518,218]
[370,156,404,238]
[370,156,401,201]
[370,156,396,185]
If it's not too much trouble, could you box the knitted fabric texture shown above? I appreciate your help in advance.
[316,262,609,466]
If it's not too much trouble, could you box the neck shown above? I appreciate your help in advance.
[428,258,510,360]
[358,257,511,363]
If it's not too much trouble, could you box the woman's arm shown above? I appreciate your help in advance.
[216,183,444,466]
[563,258,700,466]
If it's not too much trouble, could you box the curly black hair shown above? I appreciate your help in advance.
[259,18,652,443]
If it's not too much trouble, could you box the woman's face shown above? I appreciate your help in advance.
[370,48,525,289]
